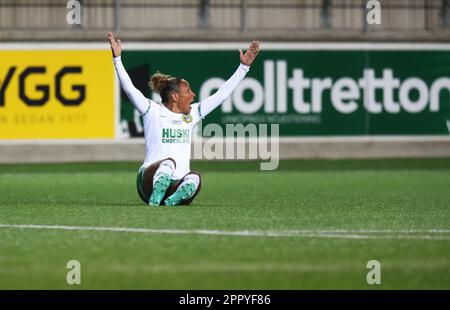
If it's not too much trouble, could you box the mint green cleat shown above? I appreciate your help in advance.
[148,173,171,206]
[164,181,196,207]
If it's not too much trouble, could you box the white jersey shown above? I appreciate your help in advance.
[113,56,249,179]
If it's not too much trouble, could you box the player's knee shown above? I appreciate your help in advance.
[160,158,176,170]
[187,171,201,178]
[184,172,201,188]
[178,173,202,206]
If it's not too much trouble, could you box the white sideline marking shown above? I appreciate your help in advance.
[0,224,449,240]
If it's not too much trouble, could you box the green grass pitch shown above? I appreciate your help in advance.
[0,159,449,289]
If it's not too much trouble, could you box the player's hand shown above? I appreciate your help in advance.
[239,40,260,66]
[108,32,121,57]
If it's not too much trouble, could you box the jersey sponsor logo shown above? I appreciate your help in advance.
[182,113,193,123]
[161,128,190,143]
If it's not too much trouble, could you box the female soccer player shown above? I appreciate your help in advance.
[108,32,260,207]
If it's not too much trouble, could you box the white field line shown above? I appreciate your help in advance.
[0,224,449,241]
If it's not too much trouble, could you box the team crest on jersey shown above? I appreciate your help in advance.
[182,114,193,123]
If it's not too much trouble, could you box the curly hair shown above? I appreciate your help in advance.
[149,72,182,104]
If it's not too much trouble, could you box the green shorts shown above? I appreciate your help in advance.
[136,166,148,203]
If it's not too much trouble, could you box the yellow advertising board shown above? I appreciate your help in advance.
[0,50,114,139]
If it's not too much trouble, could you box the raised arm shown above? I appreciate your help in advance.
[197,41,260,118]
[108,32,149,115]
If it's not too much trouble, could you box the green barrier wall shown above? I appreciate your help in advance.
[120,49,450,137]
